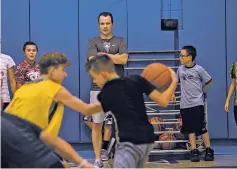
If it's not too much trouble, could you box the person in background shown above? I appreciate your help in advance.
[177,45,214,162]
[0,53,16,111]
[0,53,17,168]
[84,12,128,168]
[225,62,237,132]
[15,41,40,89]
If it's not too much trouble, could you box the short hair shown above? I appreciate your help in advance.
[98,12,113,24]
[182,45,197,61]
[38,52,70,74]
[23,41,38,52]
[85,54,115,74]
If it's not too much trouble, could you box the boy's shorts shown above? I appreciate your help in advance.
[83,90,106,124]
[1,113,62,168]
[180,105,207,135]
[113,142,154,168]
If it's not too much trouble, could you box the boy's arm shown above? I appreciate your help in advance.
[7,56,16,94]
[225,79,236,110]
[202,80,213,93]
[171,67,180,102]
[54,87,102,116]
[40,131,94,168]
[140,68,178,107]
[199,66,213,93]
[8,67,16,95]
[88,39,98,61]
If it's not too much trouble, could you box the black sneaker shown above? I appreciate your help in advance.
[204,147,214,161]
[190,149,200,162]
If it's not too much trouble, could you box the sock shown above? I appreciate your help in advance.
[102,141,109,150]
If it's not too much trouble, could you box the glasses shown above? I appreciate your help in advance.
[179,54,189,57]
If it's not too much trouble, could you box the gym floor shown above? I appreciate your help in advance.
[75,139,237,168]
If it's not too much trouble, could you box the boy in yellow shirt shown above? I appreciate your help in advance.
[2,52,101,168]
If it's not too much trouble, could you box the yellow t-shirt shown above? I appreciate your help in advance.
[45,102,64,136]
[6,80,64,135]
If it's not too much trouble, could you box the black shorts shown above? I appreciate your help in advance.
[180,105,207,135]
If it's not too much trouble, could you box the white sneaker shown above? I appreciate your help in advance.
[101,149,109,161]
[94,160,103,168]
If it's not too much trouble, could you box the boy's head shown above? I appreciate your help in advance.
[23,41,38,63]
[179,45,197,65]
[38,52,71,84]
[86,54,116,88]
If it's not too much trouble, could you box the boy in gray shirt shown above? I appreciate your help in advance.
[177,45,214,162]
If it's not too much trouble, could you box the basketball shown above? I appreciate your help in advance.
[141,63,171,91]
[149,117,164,132]
[159,133,176,150]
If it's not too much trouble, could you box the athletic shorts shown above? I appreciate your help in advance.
[180,105,207,135]
[113,142,154,168]
[83,90,105,124]
[1,113,62,168]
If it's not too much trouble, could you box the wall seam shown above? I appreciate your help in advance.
[28,0,31,40]
[224,0,229,138]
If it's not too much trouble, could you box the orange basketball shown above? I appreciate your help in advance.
[141,63,171,91]
[149,117,164,131]
[159,133,176,150]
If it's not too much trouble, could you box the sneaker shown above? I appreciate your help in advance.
[204,147,214,161]
[94,160,104,168]
[101,149,109,161]
[83,116,92,122]
[190,149,200,162]
[104,117,113,125]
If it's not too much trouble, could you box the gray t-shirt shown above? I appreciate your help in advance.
[88,36,128,90]
[177,64,212,109]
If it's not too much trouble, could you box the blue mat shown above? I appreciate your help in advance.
[212,146,237,155]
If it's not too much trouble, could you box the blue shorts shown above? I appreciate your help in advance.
[1,113,63,168]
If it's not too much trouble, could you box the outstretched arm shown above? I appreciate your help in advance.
[40,131,94,168]
[54,87,102,116]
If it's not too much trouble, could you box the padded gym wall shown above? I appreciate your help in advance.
[1,0,30,65]
[1,0,237,142]
[29,0,80,142]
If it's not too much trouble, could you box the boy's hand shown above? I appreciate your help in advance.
[171,93,176,103]
[224,101,229,112]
